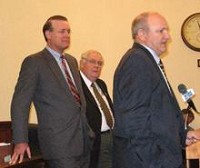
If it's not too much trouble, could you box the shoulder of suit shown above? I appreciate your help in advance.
[64,53,76,59]
[96,79,107,89]
[23,48,49,60]
[22,50,44,64]
[64,53,78,65]
[96,78,105,84]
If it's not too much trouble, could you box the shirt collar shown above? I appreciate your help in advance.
[46,46,62,62]
[80,71,93,88]
[141,44,160,65]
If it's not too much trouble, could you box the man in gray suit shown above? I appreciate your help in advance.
[113,12,200,168]
[10,15,93,168]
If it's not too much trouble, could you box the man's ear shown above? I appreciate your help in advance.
[137,28,147,41]
[45,31,51,40]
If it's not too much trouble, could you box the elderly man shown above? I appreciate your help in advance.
[113,12,200,168]
[80,50,114,168]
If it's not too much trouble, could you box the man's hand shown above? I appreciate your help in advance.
[186,129,200,146]
[9,143,31,165]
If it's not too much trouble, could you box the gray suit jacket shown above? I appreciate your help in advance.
[11,48,91,159]
[113,43,186,168]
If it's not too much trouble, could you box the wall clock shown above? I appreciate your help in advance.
[181,13,200,52]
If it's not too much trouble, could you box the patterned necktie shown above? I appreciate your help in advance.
[91,83,113,129]
[159,60,167,78]
[60,56,81,104]
[159,60,172,93]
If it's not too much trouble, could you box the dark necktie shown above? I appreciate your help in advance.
[159,60,173,94]
[60,56,81,104]
[159,60,167,78]
[91,83,113,129]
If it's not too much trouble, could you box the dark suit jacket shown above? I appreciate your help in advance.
[113,43,186,168]
[11,48,91,160]
[81,77,113,168]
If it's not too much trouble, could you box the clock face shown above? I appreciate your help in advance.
[181,13,200,51]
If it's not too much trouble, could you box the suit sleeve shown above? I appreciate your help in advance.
[11,56,39,143]
[114,54,156,137]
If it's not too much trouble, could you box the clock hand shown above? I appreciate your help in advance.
[198,21,200,30]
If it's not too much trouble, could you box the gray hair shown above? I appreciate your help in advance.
[131,12,151,39]
[81,49,103,60]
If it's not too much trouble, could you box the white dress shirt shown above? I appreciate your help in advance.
[80,71,114,131]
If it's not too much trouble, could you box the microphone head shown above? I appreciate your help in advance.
[178,84,187,94]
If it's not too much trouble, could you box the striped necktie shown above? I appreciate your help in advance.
[60,55,81,104]
[159,60,173,93]
[159,60,167,78]
[91,83,113,129]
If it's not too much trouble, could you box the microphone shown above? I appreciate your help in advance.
[178,84,198,112]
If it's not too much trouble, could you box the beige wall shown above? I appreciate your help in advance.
[1,0,200,128]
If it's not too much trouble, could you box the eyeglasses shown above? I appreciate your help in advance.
[82,58,104,67]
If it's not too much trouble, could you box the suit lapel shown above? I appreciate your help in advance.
[43,50,66,85]
[96,80,113,111]
[135,43,180,108]
[81,76,113,115]
[65,56,81,92]
[81,77,98,107]
[65,55,86,105]
[42,49,76,99]
[135,43,174,97]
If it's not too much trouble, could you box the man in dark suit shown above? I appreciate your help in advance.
[113,12,200,168]
[79,50,114,168]
[10,15,93,168]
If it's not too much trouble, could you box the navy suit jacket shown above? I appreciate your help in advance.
[11,48,92,159]
[81,77,113,168]
[113,43,186,168]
